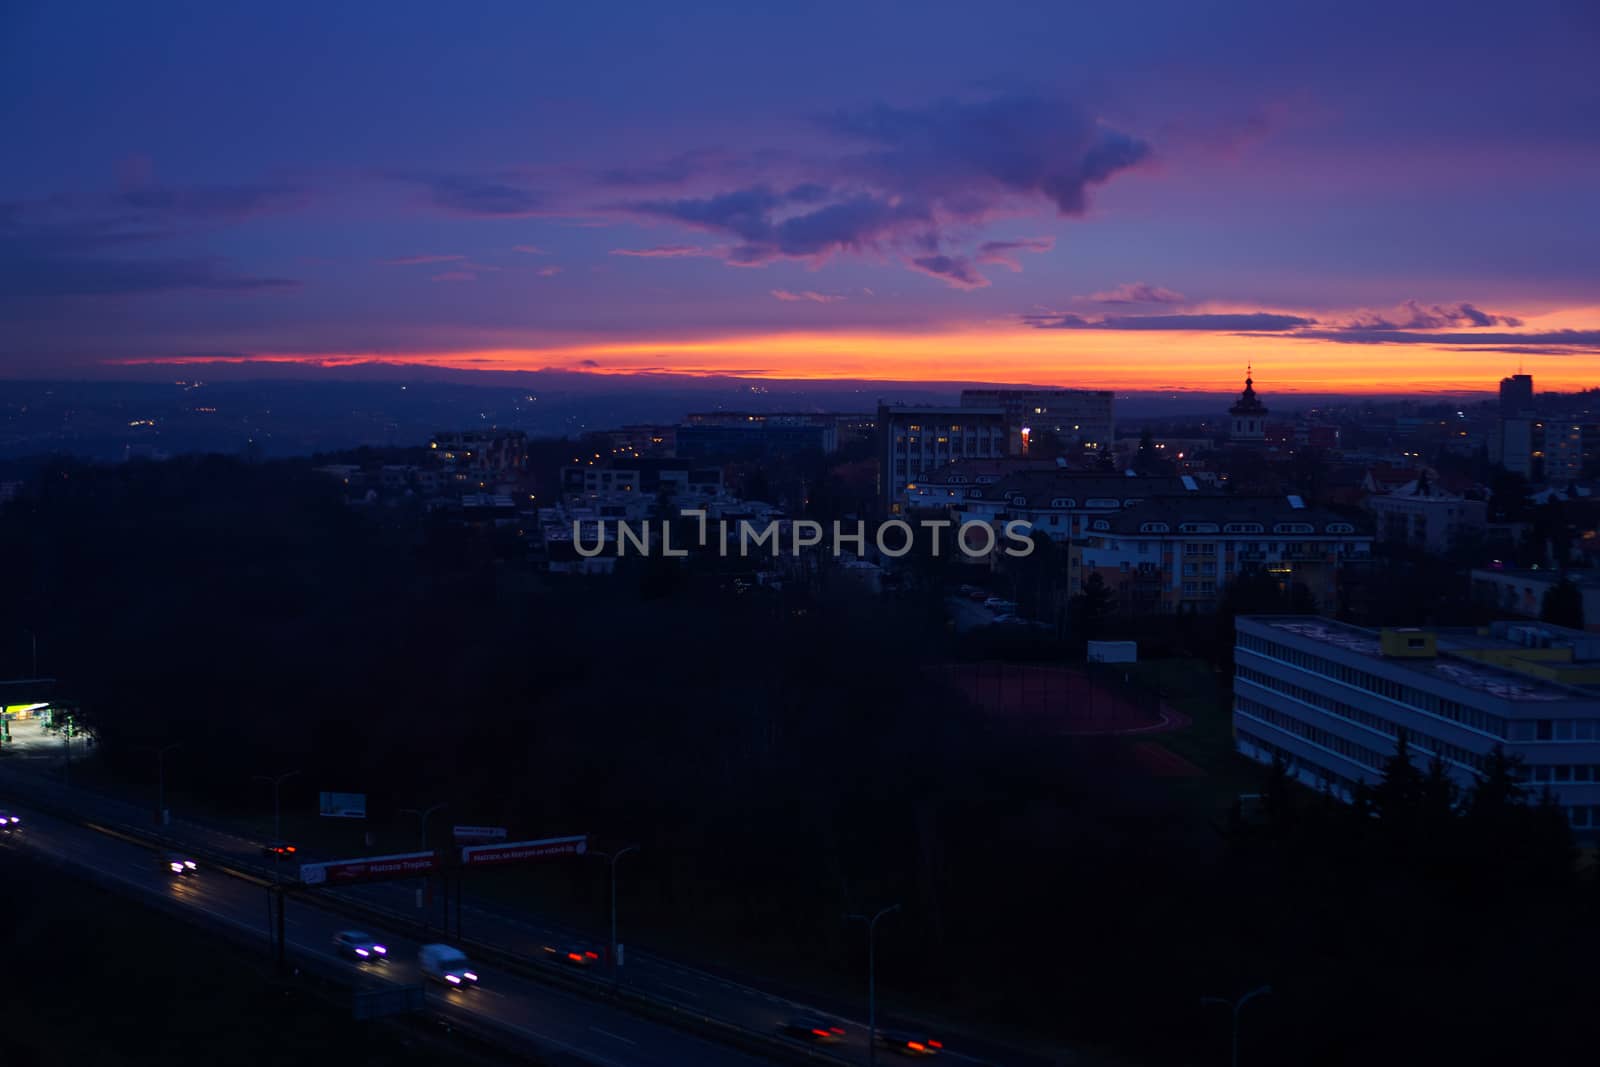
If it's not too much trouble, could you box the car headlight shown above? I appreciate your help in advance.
[355,948,370,957]
[372,945,387,955]
[462,971,478,982]
[445,974,462,985]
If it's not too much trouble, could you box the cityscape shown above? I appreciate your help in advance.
[3,4,1599,1067]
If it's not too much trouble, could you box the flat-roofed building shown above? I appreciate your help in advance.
[1069,496,1373,613]
[878,404,1009,513]
[1234,615,1600,834]
[959,388,1114,454]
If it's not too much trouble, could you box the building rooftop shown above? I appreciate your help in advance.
[1246,615,1593,703]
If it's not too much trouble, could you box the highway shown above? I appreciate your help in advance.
[0,720,1046,1067]
[0,797,787,1067]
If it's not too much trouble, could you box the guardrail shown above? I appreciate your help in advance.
[0,778,857,1067]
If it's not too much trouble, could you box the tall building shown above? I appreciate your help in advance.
[1493,374,1537,478]
[1227,369,1269,444]
[877,404,1008,513]
[958,388,1114,454]
[1234,615,1600,835]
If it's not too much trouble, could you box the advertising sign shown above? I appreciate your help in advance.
[460,834,588,868]
[319,791,367,819]
[452,825,508,843]
[300,850,437,886]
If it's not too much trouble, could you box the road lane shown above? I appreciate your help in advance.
[0,798,778,1067]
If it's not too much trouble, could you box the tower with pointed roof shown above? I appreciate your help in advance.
[1228,365,1268,444]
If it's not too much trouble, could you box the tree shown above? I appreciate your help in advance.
[1540,578,1585,630]
[1069,571,1113,639]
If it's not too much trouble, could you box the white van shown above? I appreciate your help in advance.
[418,943,479,987]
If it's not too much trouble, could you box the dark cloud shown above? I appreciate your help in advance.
[1026,311,1314,330]
[1087,282,1186,305]
[1293,328,1600,348]
[628,186,930,267]
[824,94,1149,216]
[0,255,299,297]
[114,183,307,221]
[976,237,1054,271]
[424,174,546,216]
[1339,300,1523,330]
[0,209,298,298]
[908,254,989,290]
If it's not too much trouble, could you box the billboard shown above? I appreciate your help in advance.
[319,792,367,818]
[301,850,437,886]
[460,834,588,868]
[452,825,508,843]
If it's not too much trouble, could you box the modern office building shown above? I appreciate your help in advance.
[958,388,1114,454]
[1492,374,1537,478]
[1234,615,1600,834]
[877,404,1009,513]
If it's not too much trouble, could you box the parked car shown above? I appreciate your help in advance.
[418,943,478,986]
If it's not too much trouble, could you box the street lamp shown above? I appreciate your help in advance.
[401,801,448,850]
[1200,985,1272,1067]
[595,844,639,981]
[148,743,180,823]
[252,769,302,842]
[845,903,900,1066]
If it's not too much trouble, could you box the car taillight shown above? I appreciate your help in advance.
[584,951,599,959]
[829,1027,845,1035]
[909,1042,926,1051]
[928,1040,943,1048]
[811,1029,830,1038]
[567,952,583,962]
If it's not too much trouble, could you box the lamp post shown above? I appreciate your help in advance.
[401,801,448,850]
[152,743,179,823]
[846,903,900,1066]
[253,769,302,842]
[1200,985,1272,1067]
[596,844,639,981]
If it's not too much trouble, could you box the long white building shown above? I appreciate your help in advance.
[1234,616,1600,834]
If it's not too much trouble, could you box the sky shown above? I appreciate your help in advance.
[2,0,1598,394]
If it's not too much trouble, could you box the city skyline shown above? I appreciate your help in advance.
[3,1,1597,392]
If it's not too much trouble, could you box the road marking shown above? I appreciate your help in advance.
[590,1027,637,1046]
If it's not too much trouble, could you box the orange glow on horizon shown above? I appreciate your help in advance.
[113,321,1600,393]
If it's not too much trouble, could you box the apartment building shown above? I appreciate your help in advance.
[953,469,1207,543]
[1234,615,1600,834]
[1069,497,1373,613]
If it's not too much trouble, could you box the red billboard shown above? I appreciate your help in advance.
[460,834,588,868]
[300,850,438,886]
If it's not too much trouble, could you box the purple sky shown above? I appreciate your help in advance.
[2,1,1597,390]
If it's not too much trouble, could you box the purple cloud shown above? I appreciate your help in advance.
[1026,311,1314,330]
[422,174,546,216]
[771,289,844,303]
[908,254,989,290]
[385,253,465,265]
[976,237,1055,272]
[610,244,719,258]
[1338,300,1524,330]
[1087,282,1186,305]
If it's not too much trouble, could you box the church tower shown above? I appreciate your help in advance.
[1229,366,1268,444]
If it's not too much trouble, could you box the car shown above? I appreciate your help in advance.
[418,943,479,986]
[165,853,198,876]
[779,1015,846,1044]
[984,597,1017,611]
[332,930,388,961]
[543,944,602,967]
[262,842,298,859]
[0,811,20,832]
[876,1030,944,1057]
